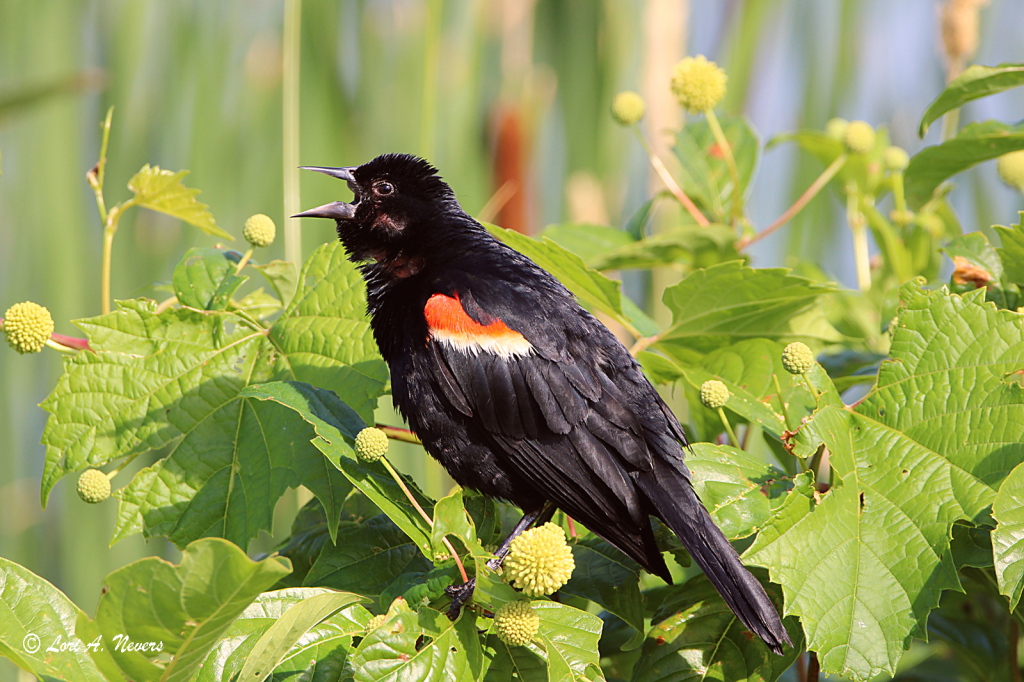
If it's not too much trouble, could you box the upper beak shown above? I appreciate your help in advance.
[294,166,359,219]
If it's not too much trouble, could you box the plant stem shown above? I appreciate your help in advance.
[892,171,907,213]
[631,125,710,227]
[1011,617,1020,682]
[51,332,90,351]
[282,0,302,266]
[803,374,819,402]
[379,456,468,583]
[772,373,793,428]
[87,107,113,225]
[738,154,847,249]
[807,651,820,682]
[155,296,179,314]
[234,247,255,274]
[377,424,422,445]
[847,188,871,291]
[704,108,742,226]
[100,202,133,315]
[45,339,77,355]
[628,333,660,357]
[717,407,740,448]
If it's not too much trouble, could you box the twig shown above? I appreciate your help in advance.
[628,334,660,357]
[52,332,89,351]
[717,407,740,448]
[632,125,710,227]
[477,180,518,224]
[377,424,422,445]
[847,187,871,291]
[738,154,847,249]
[704,109,743,226]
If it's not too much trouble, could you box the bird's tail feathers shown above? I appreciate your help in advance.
[638,462,792,655]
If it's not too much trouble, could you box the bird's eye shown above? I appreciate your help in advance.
[374,181,395,196]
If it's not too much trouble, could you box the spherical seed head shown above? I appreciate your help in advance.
[997,151,1024,191]
[843,121,876,155]
[243,213,276,247]
[3,301,54,354]
[354,427,389,463]
[611,91,646,126]
[77,469,111,504]
[781,342,816,375]
[365,614,387,631]
[494,600,540,647]
[883,146,910,171]
[670,55,727,113]
[504,522,575,597]
[699,380,730,409]
[825,118,849,141]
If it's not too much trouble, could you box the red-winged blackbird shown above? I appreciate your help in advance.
[296,153,791,654]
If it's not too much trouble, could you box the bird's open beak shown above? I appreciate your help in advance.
[293,166,359,220]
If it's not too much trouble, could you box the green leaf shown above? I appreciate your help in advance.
[431,488,487,560]
[483,634,548,682]
[94,537,291,682]
[304,514,432,600]
[745,283,1024,680]
[992,462,1024,610]
[351,606,481,682]
[0,557,119,682]
[994,213,1024,287]
[673,114,760,222]
[532,601,604,682]
[486,223,640,336]
[41,242,387,548]
[237,591,367,682]
[538,223,636,265]
[656,263,839,363]
[195,588,371,682]
[773,128,889,195]
[589,223,739,272]
[561,536,645,636]
[943,232,1004,281]
[904,121,1024,209]
[919,63,1024,137]
[240,381,434,558]
[252,259,299,309]
[631,570,801,682]
[171,247,246,310]
[127,164,233,240]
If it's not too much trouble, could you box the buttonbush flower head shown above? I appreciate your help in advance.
[843,121,876,155]
[3,301,54,354]
[883,146,910,171]
[77,469,111,504]
[494,600,540,646]
[365,614,387,631]
[699,380,730,409]
[611,91,646,126]
[825,118,849,141]
[997,150,1024,191]
[504,522,574,597]
[243,213,277,247]
[671,55,727,113]
[781,342,816,375]
[354,427,389,462]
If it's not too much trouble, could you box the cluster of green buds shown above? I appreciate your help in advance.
[504,522,575,597]
[998,151,1024,193]
[77,469,113,504]
[671,55,727,113]
[494,599,540,647]
[3,302,54,354]
[354,427,390,463]
[781,342,816,375]
[243,213,277,248]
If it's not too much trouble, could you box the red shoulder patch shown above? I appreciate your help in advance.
[424,293,532,358]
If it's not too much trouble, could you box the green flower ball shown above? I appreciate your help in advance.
[354,427,389,463]
[781,342,815,375]
[699,380,730,409]
[671,55,727,113]
[494,600,540,647]
[3,301,54,354]
[77,469,111,504]
[997,150,1024,191]
[611,91,646,126]
[843,121,876,155]
[243,213,277,248]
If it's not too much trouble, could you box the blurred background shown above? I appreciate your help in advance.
[0,1,1022,675]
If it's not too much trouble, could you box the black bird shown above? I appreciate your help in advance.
[296,153,791,654]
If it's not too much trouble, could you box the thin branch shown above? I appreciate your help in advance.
[629,334,660,357]
[477,180,518,224]
[377,424,422,445]
[632,125,710,227]
[705,108,743,226]
[738,154,847,249]
[807,652,819,682]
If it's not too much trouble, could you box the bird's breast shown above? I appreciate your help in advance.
[423,292,533,360]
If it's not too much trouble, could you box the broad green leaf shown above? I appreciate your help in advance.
[0,557,119,682]
[238,591,367,682]
[673,114,760,222]
[919,63,1024,137]
[904,121,1024,209]
[304,514,432,600]
[239,381,434,558]
[41,242,386,548]
[532,601,604,682]
[943,232,1003,281]
[351,606,481,682]
[431,488,487,560]
[631,570,801,682]
[656,262,840,363]
[925,588,1014,682]
[195,588,371,682]
[171,247,245,310]
[93,537,291,682]
[589,223,739,272]
[561,536,645,636]
[483,634,548,682]
[746,284,1024,680]
[128,164,233,240]
[486,223,639,335]
[252,259,299,309]
[994,213,1024,286]
[992,462,1024,610]
[538,223,636,265]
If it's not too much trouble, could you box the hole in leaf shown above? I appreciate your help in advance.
[900,469,909,479]
[1005,369,1024,388]
[859,492,866,513]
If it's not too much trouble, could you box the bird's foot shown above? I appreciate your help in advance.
[445,577,477,620]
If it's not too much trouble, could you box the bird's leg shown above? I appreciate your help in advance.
[445,502,556,619]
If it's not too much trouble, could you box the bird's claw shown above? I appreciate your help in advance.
[445,577,477,620]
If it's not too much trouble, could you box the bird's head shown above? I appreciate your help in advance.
[295,153,458,267]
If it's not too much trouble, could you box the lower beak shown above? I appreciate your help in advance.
[292,201,356,220]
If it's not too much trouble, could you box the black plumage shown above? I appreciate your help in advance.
[295,153,791,654]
